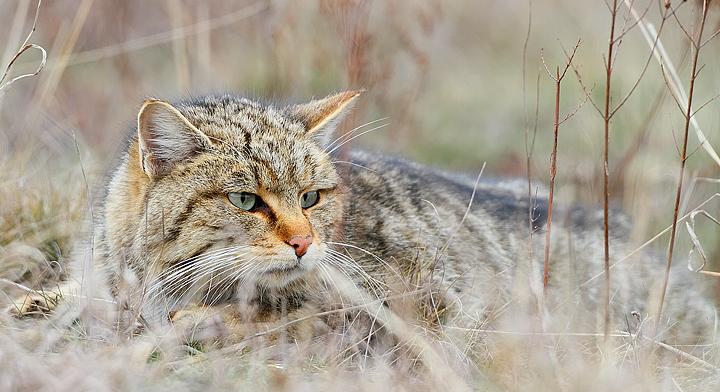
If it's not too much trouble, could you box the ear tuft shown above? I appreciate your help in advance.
[137,99,210,178]
[288,90,363,148]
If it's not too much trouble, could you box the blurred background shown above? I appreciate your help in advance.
[0,0,719,287]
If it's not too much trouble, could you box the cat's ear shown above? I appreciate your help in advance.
[288,90,362,148]
[136,99,211,179]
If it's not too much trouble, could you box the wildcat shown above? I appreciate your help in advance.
[11,91,715,347]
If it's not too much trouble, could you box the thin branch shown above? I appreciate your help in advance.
[610,2,672,117]
[557,92,589,126]
[600,0,619,343]
[659,63,687,115]
[655,0,711,337]
[685,209,720,277]
[603,0,613,13]
[567,63,603,115]
[612,0,652,43]
[542,39,581,293]
[0,44,47,94]
[686,142,707,161]
[522,0,540,287]
[539,49,556,82]
[691,92,720,118]
[670,126,682,158]
[700,26,720,47]
[670,5,696,45]
[543,68,561,291]
[558,39,581,80]
[0,0,46,95]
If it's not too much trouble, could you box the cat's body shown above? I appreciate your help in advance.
[14,92,714,346]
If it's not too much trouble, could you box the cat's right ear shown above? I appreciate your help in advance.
[136,99,211,179]
[288,90,362,149]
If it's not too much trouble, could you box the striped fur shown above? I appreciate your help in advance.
[75,92,715,342]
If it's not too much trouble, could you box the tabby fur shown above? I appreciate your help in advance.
[14,91,715,346]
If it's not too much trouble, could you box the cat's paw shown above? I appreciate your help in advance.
[7,291,61,318]
[168,305,233,347]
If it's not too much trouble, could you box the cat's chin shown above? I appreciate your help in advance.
[255,258,317,289]
[257,267,310,289]
[255,246,324,289]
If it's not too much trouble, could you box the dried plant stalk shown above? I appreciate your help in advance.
[600,0,619,342]
[655,1,712,332]
[541,41,580,293]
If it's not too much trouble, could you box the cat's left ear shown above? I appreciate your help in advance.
[288,90,362,148]
[137,99,212,179]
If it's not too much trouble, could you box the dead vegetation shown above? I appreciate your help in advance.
[1,0,720,390]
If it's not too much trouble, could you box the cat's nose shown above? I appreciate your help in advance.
[287,235,312,258]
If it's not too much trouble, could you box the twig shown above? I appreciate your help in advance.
[569,64,603,116]
[601,0,619,342]
[655,0,712,335]
[609,2,672,118]
[644,336,719,372]
[567,7,679,336]
[540,39,581,293]
[0,0,46,96]
[691,92,720,118]
[0,277,35,294]
[522,0,539,273]
[685,210,720,277]
[624,0,720,168]
[522,0,544,330]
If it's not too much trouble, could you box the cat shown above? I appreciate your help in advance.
[11,91,715,349]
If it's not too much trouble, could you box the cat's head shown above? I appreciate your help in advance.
[110,91,360,293]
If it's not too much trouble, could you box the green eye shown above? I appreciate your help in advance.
[228,192,258,211]
[300,190,319,209]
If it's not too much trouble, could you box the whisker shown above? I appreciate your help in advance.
[150,246,252,287]
[324,252,386,298]
[149,259,232,306]
[327,241,406,286]
[149,253,253,304]
[149,251,251,297]
[205,257,260,307]
[326,123,391,155]
[323,117,389,153]
[165,258,251,310]
[326,249,388,293]
[331,160,379,174]
[316,263,348,310]
[149,246,251,290]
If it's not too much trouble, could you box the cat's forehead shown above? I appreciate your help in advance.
[178,95,306,143]
[175,96,335,192]
[218,139,335,195]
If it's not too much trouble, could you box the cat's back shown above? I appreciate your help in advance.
[339,150,551,286]
[343,150,546,236]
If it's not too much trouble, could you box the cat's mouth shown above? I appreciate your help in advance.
[255,247,322,287]
[258,263,308,288]
[265,263,302,274]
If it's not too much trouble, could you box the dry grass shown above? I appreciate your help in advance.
[1,0,720,390]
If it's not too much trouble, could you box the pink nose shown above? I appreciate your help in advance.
[287,235,312,257]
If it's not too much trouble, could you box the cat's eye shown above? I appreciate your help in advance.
[300,190,320,209]
[228,192,259,211]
